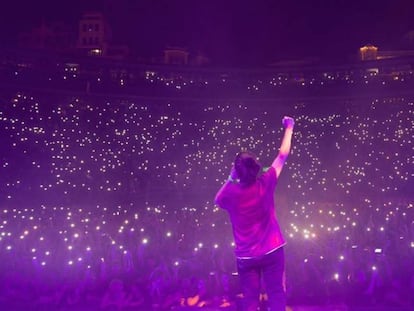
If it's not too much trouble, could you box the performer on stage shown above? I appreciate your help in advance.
[215,116,295,311]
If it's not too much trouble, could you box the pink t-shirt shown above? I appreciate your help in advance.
[215,167,285,258]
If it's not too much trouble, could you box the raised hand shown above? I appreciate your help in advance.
[282,116,295,128]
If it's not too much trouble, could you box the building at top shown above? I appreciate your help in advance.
[76,12,129,59]
[359,44,378,61]
[18,20,75,51]
[359,43,414,61]
[77,12,110,56]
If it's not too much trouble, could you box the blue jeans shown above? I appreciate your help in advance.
[237,247,286,311]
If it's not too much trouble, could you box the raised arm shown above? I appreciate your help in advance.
[271,116,295,178]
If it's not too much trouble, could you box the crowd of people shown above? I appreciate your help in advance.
[2,49,414,100]
[0,57,413,310]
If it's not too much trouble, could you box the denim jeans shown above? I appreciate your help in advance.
[237,247,286,311]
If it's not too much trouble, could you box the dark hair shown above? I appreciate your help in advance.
[234,151,261,185]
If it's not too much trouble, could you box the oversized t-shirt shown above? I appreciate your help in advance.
[215,167,285,258]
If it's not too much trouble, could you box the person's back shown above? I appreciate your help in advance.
[216,166,285,258]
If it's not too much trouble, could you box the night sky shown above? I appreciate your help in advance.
[2,0,414,65]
